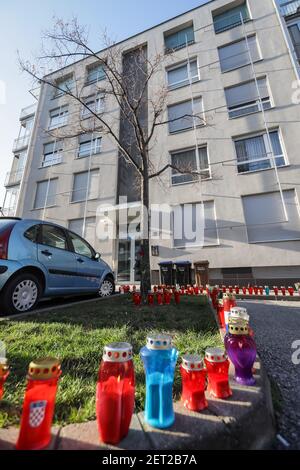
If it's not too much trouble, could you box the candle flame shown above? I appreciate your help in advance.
[117,375,121,383]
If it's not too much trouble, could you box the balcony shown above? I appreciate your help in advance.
[12,134,30,151]
[280,0,300,17]
[20,103,37,120]
[5,170,23,187]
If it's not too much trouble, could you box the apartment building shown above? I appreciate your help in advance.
[276,0,300,77]
[10,0,300,286]
[2,102,37,217]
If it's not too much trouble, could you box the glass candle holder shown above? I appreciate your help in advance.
[156,291,163,306]
[248,286,253,295]
[174,291,181,305]
[281,287,286,296]
[0,358,9,400]
[224,319,256,386]
[147,292,154,306]
[96,343,135,445]
[164,291,171,305]
[242,287,247,295]
[288,287,294,296]
[16,358,61,450]
[140,334,178,429]
[180,355,208,412]
[265,286,270,296]
[133,292,142,306]
[204,348,232,399]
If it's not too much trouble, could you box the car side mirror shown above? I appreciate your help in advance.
[94,252,101,260]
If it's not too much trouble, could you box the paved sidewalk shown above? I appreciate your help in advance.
[239,300,300,450]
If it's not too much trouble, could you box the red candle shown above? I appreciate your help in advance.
[96,343,135,445]
[248,286,253,295]
[194,286,199,295]
[147,292,154,306]
[273,286,279,296]
[242,287,247,295]
[281,287,286,296]
[180,355,207,412]
[222,286,227,294]
[288,287,294,296]
[259,287,263,295]
[235,286,240,295]
[164,291,171,305]
[205,349,232,399]
[217,302,225,329]
[16,358,61,450]
[254,286,259,295]
[229,286,233,294]
[174,291,181,305]
[0,359,9,400]
[133,292,141,306]
[157,291,163,306]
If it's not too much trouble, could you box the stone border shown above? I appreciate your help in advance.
[0,302,276,450]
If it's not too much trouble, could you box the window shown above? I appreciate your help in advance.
[173,201,218,247]
[213,2,250,33]
[164,25,195,52]
[34,179,57,209]
[71,169,99,203]
[24,225,39,243]
[42,141,63,167]
[69,232,94,258]
[234,130,286,173]
[168,98,204,134]
[225,77,271,118]
[54,75,74,97]
[82,95,105,117]
[218,36,260,72]
[68,217,96,245]
[78,134,102,158]
[86,63,106,85]
[41,224,68,250]
[242,190,300,243]
[49,106,69,129]
[171,147,209,185]
[288,22,300,63]
[167,59,199,90]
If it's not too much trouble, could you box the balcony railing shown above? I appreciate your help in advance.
[280,0,300,17]
[20,103,37,120]
[5,170,23,187]
[12,134,30,151]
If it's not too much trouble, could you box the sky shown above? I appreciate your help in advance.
[0,0,209,207]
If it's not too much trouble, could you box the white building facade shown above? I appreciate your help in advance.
[9,0,300,286]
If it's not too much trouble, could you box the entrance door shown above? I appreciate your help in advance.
[117,239,141,283]
[194,261,209,286]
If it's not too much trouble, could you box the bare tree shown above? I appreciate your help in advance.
[19,17,208,298]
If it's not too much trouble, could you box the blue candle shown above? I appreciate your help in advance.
[140,334,178,429]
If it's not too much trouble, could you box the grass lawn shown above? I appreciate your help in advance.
[0,295,222,428]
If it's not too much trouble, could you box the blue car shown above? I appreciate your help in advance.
[0,217,115,315]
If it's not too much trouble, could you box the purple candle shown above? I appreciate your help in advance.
[224,319,256,386]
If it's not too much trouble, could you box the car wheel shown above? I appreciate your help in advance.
[1,273,42,315]
[99,277,115,298]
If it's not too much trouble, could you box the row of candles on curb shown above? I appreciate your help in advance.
[0,306,256,450]
[120,284,297,301]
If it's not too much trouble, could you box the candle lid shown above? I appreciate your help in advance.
[228,318,249,336]
[0,358,9,378]
[146,334,172,350]
[223,293,230,300]
[205,348,227,363]
[182,354,204,371]
[103,342,133,362]
[28,357,61,380]
[229,307,249,322]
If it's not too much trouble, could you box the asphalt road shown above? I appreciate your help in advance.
[239,300,300,450]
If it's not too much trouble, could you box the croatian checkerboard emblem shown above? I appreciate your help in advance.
[29,401,47,428]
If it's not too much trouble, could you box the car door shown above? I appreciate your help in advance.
[67,230,104,291]
[37,224,77,291]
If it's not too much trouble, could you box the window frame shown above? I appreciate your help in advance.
[167,97,204,135]
[81,94,105,118]
[218,35,262,73]
[170,146,210,186]
[225,76,273,119]
[164,24,195,53]
[70,169,100,203]
[172,200,219,249]
[42,141,63,168]
[53,75,74,98]
[166,57,200,90]
[33,179,58,210]
[77,135,102,159]
[85,62,106,85]
[213,2,251,34]
[48,105,69,130]
[234,129,288,175]
[67,229,96,259]
[40,223,71,252]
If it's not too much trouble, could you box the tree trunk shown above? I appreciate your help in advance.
[140,172,151,300]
